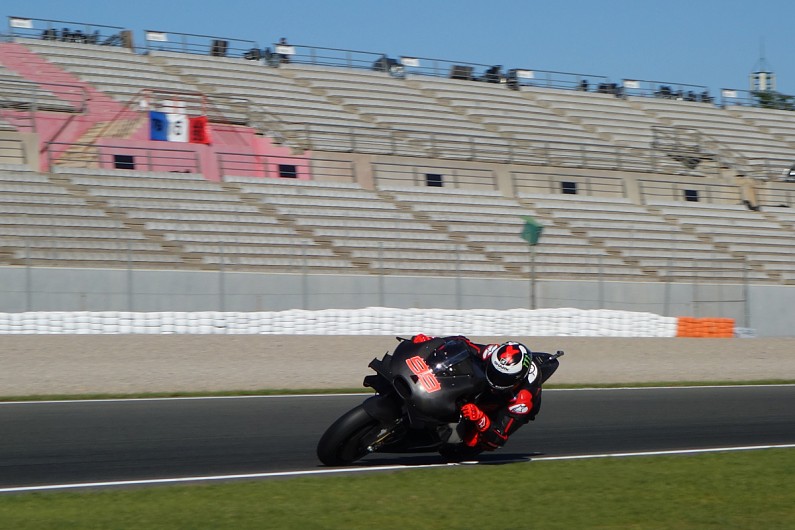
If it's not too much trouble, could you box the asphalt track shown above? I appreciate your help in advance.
[1,385,794,492]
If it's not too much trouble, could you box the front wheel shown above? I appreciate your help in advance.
[317,404,385,466]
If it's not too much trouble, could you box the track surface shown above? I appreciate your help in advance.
[1,385,794,490]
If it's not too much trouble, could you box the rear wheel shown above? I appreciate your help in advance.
[317,405,384,466]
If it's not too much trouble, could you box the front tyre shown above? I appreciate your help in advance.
[316,404,382,466]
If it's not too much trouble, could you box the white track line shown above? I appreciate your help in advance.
[1,443,793,494]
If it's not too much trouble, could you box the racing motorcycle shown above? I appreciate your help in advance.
[316,336,563,466]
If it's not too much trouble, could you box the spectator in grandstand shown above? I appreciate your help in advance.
[578,79,589,91]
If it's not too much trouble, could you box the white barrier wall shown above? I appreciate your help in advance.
[0,308,678,337]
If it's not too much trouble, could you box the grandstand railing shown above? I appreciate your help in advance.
[719,87,795,110]
[6,16,130,47]
[272,42,608,91]
[46,141,202,173]
[217,152,353,182]
[143,29,258,59]
[37,130,723,179]
[757,183,795,208]
[621,79,713,103]
[512,170,627,198]
[372,161,497,190]
[746,157,795,182]
[638,178,741,204]
[132,88,250,126]
[0,78,87,115]
[295,122,719,176]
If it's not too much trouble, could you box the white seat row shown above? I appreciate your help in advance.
[14,250,183,262]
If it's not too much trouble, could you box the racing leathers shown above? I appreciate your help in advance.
[411,334,543,451]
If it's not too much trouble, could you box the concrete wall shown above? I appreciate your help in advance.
[2,266,789,336]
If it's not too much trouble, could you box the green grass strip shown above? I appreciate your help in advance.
[1,379,793,402]
[1,448,793,529]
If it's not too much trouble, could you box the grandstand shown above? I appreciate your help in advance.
[0,15,794,332]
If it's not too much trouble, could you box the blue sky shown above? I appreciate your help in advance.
[4,0,795,96]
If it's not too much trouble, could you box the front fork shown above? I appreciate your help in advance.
[365,417,405,453]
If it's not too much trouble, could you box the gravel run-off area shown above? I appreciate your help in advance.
[1,335,793,396]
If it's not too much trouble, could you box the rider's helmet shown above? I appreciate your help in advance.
[485,342,532,391]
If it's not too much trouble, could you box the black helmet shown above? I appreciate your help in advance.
[486,342,532,391]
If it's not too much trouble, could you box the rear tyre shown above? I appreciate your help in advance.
[316,405,382,466]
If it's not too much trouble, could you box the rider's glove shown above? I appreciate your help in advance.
[461,403,490,432]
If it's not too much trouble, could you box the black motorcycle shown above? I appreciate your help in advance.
[317,336,563,466]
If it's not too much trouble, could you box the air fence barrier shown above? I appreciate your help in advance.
[0,308,737,337]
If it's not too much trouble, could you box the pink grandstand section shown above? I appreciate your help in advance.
[0,42,311,180]
[0,41,123,168]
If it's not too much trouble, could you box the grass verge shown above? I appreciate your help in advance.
[1,379,793,402]
[1,448,792,529]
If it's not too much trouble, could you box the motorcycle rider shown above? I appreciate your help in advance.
[410,334,543,452]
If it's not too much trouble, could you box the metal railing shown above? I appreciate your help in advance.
[266,43,385,70]
[756,182,795,208]
[745,157,795,182]
[6,16,129,47]
[372,161,497,190]
[217,153,353,182]
[720,87,795,110]
[143,29,258,59]
[270,43,609,92]
[512,171,627,198]
[0,78,87,113]
[638,178,741,204]
[291,122,720,176]
[46,141,203,173]
[621,79,713,103]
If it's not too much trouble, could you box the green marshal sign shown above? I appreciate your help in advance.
[520,216,543,246]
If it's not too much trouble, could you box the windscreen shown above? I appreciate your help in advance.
[427,340,475,376]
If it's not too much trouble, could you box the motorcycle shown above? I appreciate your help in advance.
[317,336,563,466]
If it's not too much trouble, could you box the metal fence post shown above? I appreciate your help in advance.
[455,244,462,310]
[378,241,384,307]
[25,240,32,312]
[127,237,134,312]
[219,243,226,312]
[301,242,308,310]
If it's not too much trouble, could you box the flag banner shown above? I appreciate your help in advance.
[166,113,188,142]
[189,116,211,144]
[520,216,543,246]
[149,111,168,141]
[151,112,206,143]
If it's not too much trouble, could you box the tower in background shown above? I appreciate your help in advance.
[749,40,775,92]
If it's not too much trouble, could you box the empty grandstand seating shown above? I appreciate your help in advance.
[646,199,794,281]
[629,96,794,174]
[1,26,795,288]
[18,38,190,104]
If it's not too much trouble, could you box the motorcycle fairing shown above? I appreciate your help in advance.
[364,337,486,428]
